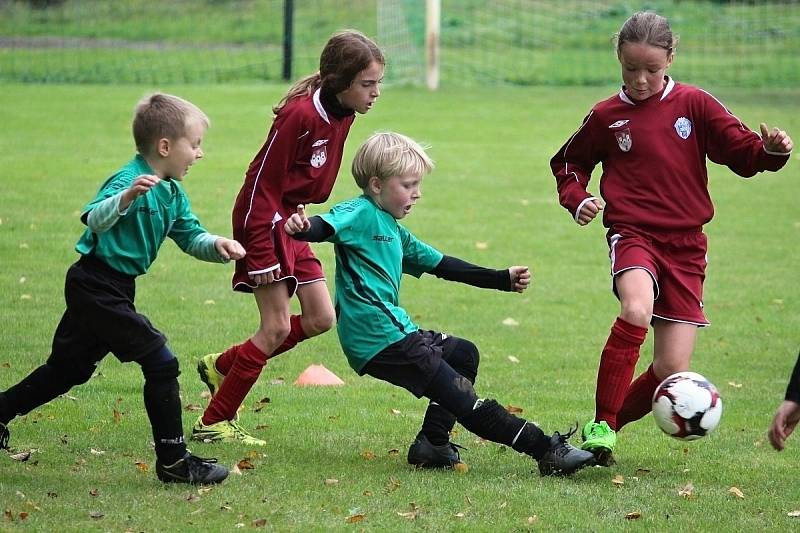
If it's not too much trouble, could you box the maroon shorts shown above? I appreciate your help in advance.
[608,228,709,326]
[232,222,325,295]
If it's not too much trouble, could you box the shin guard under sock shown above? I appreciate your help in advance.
[139,349,186,465]
[202,340,266,425]
[458,399,549,459]
[617,364,662,430]
[215,342,243,376]
[595,317,648,430]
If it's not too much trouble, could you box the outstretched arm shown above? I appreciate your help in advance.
[769,351,800,451]
[430,256,531,293]
[286,205,334,242]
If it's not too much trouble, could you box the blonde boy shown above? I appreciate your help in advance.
[285,132,594,476]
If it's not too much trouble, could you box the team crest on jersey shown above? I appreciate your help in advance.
[310,139,328,168]
[608,119,629,128]
[674,117,692,139]
[615,128,632,152]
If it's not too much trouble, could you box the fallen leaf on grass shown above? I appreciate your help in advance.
[728,486,744,499]
[475,242,488,250]
[237,459,255,470]
[324,479,339,486]
[502,317,519,327]
[788,510,800,517]
[397,503,420,520]
[252,518,267,527]
[186,494,200,503]
[635,468,651,476]
[612,475,625,486]
[390,408,401,415]
[88,489,99,497]
[527,515,539,524]
[453,462,469,473]
[455,512,465,518]
[361,450,376,460]
[112,408,122,424]
[384,477,401,494]
[89,511,104,519]
[507,355,520,364]
[625,512,641,520]
[506,405,523,414]
[727,382,742,388]
[678,482,694,499]
[387,449,400,456]
[134,461,149,473]
[90,448,105,455]
[184,404,203,411]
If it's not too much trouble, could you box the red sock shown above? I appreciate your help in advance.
[215,342,242,376]
[267,314,309,360]
[202,340,267,425]
[617,364,662,430]
[594,317,648,430]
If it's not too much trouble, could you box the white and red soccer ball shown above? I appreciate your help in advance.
[652,371,722,440]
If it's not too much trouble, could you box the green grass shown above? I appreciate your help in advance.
[0,83,799,530]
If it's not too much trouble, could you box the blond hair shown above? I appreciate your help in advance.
[615,11,678,57]
[351,132,434,189]
[132,93,209,156]
[273,29,384,115]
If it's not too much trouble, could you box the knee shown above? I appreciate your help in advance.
[619,300,652,327]
[140,356,180,383]
[453,339,480,382]
[303,310,335,337]
[257,317,292,346]
[50,359,95,386]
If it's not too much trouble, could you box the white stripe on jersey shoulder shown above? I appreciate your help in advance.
[618,88,635,106]
[312,88,330,124]
[659,76,675,100]
[298,130,310,140]
[561,109,595,183]
[698,87,749,132]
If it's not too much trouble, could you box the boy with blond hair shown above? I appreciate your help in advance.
[0,93,243,484]
[284,132,595,476]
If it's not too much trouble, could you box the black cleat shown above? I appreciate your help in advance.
[156,452,229,485]
[538,427,596,477]
[0,422,8,450]
[407,433,465,469]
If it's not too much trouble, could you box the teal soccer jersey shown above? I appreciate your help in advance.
[75,155,213,275]
[320,195,443,372]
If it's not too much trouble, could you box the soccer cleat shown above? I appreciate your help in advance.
[580,420,617,466]
[156,452,229,484]
[197,353,224,397]
[407,433,466,469]
[191,416,266,446]
[538,426,597,476]
[0,422,9,450]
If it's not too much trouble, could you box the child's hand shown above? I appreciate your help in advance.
[121,174,160,210]
[509,266,531,293]
[760,123,793,154]
[577,198,604,226]
[284,204,311,235]
[215,238,246,261]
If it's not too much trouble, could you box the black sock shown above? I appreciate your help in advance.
[458,399,551,459]
[139,348,186,465]
[420,401,457,446]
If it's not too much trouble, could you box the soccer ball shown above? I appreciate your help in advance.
[651,371,722,440]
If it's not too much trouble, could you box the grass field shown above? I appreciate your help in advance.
[0,82,799,531]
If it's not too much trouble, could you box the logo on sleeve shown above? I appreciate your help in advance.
[311,139,328,168]
[674,117,692,139]
[615,129,632,152]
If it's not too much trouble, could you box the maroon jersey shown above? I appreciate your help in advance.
[232,88,355,276]
[551,78,790,232]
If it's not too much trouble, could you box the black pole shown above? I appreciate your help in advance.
[282,0,294,81]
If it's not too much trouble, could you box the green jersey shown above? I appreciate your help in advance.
[75,154,220,276]
[320,195,443,372]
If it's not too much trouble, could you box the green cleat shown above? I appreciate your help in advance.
[581,420,617,466]
[191,416,266,446]
[197,353,224,397]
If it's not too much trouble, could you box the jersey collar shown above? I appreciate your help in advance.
[618,76,676,105]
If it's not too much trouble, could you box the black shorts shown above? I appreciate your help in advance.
[362,329,462,397]
[48,255,166,366]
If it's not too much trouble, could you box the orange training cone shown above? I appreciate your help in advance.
[293,364,345,386]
